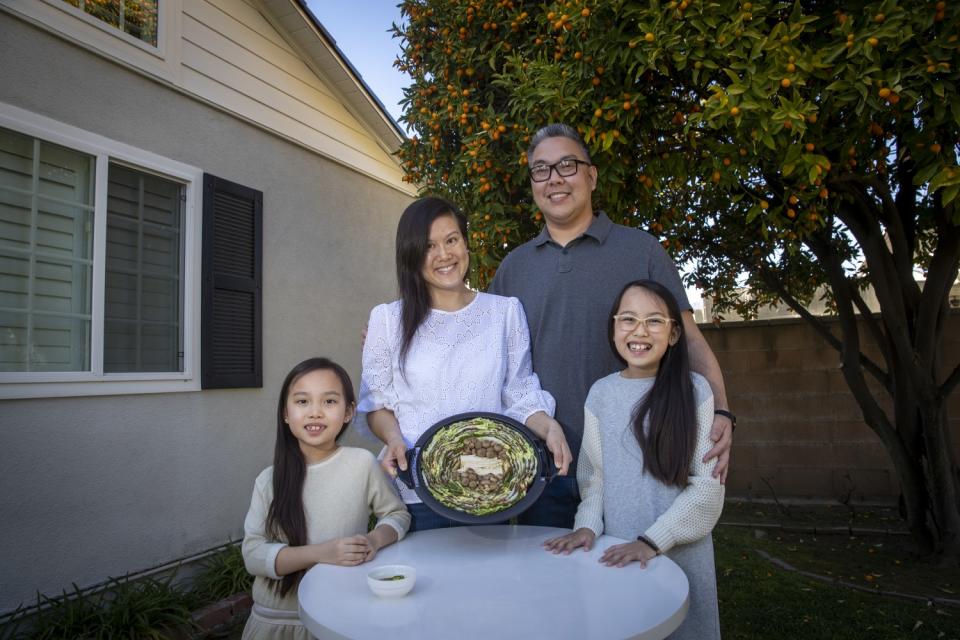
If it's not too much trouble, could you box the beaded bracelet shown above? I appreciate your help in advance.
[636,534,661,555]
[714,409,737,431]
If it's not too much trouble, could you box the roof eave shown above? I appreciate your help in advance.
[260,0,407,154]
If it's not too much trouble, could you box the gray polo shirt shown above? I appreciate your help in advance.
[488,211,690,470]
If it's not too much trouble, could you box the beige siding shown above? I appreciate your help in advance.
[181,0,407,189]
[0,0,412,194]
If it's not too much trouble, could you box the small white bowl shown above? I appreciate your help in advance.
[367,564,416,598]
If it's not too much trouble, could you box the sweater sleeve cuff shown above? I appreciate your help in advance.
[377,515,410,541]
[262,542,287,581]
[573,512,604,538]
[643,521,678,556]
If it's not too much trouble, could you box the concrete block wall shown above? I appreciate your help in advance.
[701,312,960,503]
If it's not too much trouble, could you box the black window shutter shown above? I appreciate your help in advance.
[201,174,263,389]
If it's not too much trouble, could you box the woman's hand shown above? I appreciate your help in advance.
[543,527,596,555]
[524,412,572,476]
[321,535,373,566]
[381,437,408,478]
[367,409,406,477]
[544,421,572,476]
[599,539,658,568]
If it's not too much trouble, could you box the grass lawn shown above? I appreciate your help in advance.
[716,502,959,639]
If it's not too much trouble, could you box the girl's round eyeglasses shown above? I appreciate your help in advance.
[612,314,676,334]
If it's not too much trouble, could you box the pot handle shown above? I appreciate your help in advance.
[536,440,557,482]
[396,449,418,490]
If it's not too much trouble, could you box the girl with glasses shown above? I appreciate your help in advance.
[544,279,724,640]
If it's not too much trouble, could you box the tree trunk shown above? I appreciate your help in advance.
[840,356,937,556]
[922,400,960,559]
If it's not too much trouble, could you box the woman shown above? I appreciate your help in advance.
[359,196,571,531]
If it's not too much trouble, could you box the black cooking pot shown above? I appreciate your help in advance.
[396,411,557,524]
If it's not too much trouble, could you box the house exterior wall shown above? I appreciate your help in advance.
[0,15,411,613]
[0,0,412,193]
[703,312,960,503]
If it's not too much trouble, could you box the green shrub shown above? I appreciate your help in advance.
[1,545,252,639]
[21,574,193,640]
[188,545,252,605]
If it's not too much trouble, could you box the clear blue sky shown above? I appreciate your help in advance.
[305,1,409,124]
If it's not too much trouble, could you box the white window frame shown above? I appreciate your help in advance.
[0,0,182,84]
[0,102,202,399]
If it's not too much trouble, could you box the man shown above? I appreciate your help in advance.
[488,123,734,528]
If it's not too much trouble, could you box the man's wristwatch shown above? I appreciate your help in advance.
[714,409,736,431]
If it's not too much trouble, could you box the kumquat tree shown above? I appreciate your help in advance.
[393,0,960,561]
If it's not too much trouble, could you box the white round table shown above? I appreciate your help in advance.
[298,525,688,640]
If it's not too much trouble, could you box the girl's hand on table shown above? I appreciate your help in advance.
[543,527,595,555]
[362,534,379,562]
[361,525,397,563]
[322,535,372,566]
[600,540,658,568]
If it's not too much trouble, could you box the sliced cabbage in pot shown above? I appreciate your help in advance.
[420,417,537,516]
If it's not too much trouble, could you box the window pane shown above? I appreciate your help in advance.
[0,311,92,373]
[83,0,120,27]
[32,313,92,372]
[0,127,94,372]
[0,311,28,370]
[33,257,92,315]
[122,0,158,46]
[103,164,183,373]
[64,0,158,47]
[0,187,33,254]
[0,127,34,192]
[35,198,94,261]
[0,254,31,315]
[38,141,94,204]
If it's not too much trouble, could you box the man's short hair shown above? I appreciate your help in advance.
[527,123,593,164]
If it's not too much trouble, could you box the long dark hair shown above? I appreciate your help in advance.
[396,196,469,366]
[608,280,697,488]
[266,357,356,597]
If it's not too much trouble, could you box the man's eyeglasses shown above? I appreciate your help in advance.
[528,158,591,183]
[612,314,676,334]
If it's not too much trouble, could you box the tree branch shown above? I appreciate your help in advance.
[916,207,960,367]
[800,233,891,390]
[758,267,842,341]
[858,173,917,304]
[848,283,888,361]
[809,225,901,452]
[831,184,915,379]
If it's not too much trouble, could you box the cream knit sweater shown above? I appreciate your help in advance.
[242,446,410,613]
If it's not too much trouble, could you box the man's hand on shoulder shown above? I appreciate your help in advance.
[704,412,733,483]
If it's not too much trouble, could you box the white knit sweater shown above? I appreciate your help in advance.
[573,371,724,553]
